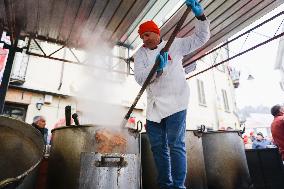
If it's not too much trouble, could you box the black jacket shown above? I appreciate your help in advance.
[32,123,48,144]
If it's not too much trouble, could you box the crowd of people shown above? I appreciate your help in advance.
[242,104,284,162]
[243,131,275,149]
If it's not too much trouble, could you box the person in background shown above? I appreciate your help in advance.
[218,126,226,131]
[270,104,284,160]
[243,135,253,149]
[250,131,256,142]
[252,132,271,149]
[32,115,48,144]
[134,0,210,188]
[226,126,234,131]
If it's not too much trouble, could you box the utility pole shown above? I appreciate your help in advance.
[0,37,20,113]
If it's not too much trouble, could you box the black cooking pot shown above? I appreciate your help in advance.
[0,116,45,189]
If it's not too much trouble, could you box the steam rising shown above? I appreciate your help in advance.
[72,39,127,127]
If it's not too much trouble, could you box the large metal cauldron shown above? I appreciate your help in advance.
[47,125,140,189]
[202,131,252,189]
[0,116,45,189]
[141,130,207,189]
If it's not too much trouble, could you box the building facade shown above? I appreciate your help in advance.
[2,37,239,137]
[186,47,240,130]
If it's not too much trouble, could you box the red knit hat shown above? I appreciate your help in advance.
[138,20,160,36]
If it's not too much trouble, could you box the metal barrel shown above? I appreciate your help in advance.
[0,116,45,189]
[185,130,208,189]
[201,131,252,189]
[47,125,140,189]
[141,130,208,189]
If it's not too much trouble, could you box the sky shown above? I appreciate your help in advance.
[228,3,284,109]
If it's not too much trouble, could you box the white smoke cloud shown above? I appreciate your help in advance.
[71,36,128,127]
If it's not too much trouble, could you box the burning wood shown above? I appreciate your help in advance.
[95,129,127,153]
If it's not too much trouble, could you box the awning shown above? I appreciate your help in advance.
[0,0,283,57]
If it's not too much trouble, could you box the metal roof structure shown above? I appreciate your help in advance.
[123,0,284,64]
[0,0,284,113]
[1,0,283,53]
[0,0,149,48]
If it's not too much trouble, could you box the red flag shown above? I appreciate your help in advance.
[0,48,8,85]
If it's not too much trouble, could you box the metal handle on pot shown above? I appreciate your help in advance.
[65,105,71,126]
[0,177,23,189]
[72,113,80,126]
[95,156,127,167]
[101,156,123,164]
[238,126,246,137]
[193,125,206,138]
[136,120,143,132]
[199,125,206,132]
[127,120,143,138]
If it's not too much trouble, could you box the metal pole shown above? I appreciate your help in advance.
[0,39,18,113]
[186,31,284,80]
[184,11,284,68]
[127,47,130,75]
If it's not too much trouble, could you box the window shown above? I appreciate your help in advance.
[221,89,230,112]
[3,103,27,121]
[197,79,206,106]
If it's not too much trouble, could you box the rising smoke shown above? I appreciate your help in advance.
[72,38,128,127]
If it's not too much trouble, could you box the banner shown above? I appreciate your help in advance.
[0,48,8,86]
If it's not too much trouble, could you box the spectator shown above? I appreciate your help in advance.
[243,135,252,149]
[32,115,48,144]
[252,132,271,149]
[250,131,256,142]
[218,126,226,131]
[270,104,284,160]
[243,135,248,144]
[226,127,234,131]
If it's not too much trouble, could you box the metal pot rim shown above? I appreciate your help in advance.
[204,130,241,134]
[141,130,241,136]
[0,159,42,188]
[51,124,117,133]
[141,129,202,134]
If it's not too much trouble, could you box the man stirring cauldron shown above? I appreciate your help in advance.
[134,0,210,188]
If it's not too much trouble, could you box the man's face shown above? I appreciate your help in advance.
[256,134,263,141]
[140,32,160,49]
[36,118,46,128]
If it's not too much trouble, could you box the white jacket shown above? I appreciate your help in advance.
[134,20,210,123]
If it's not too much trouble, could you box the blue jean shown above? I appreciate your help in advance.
[146,110,187,189]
